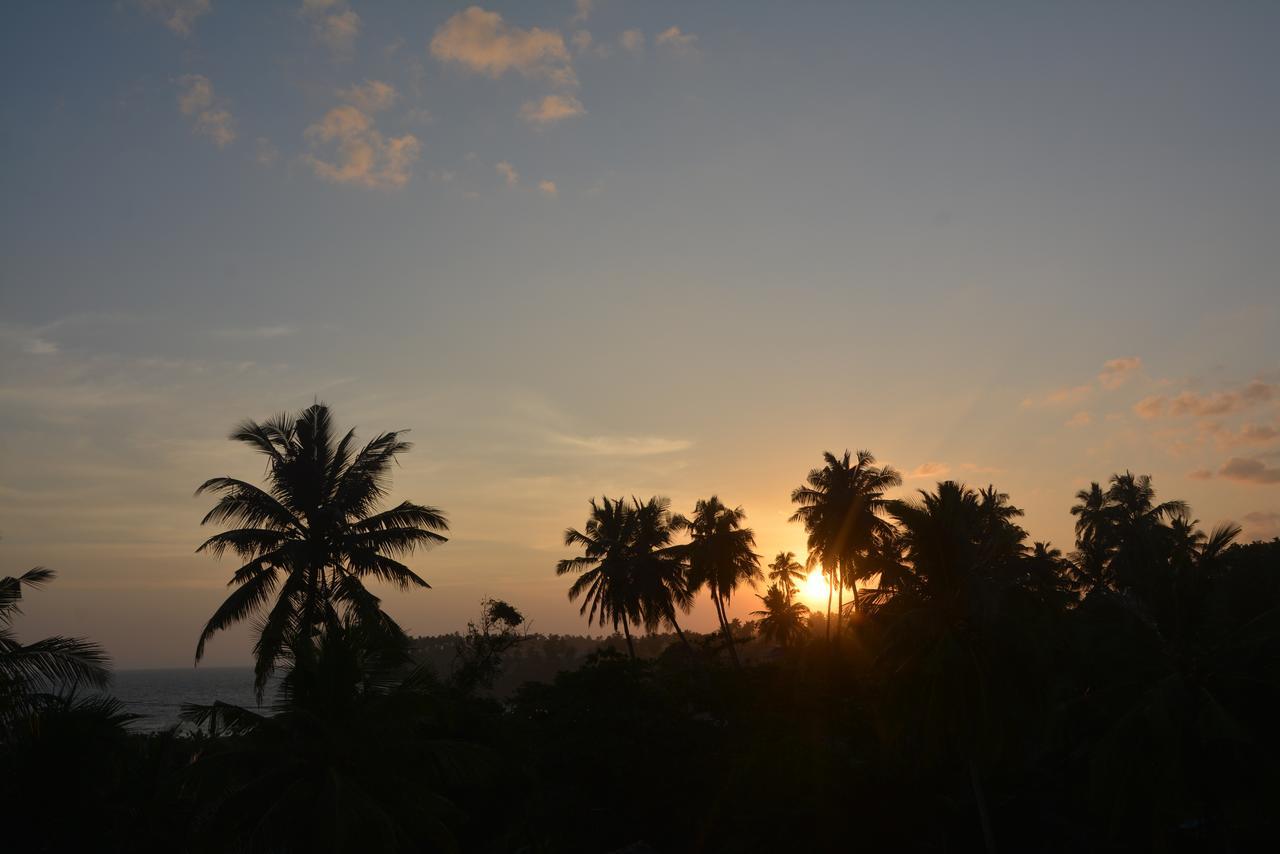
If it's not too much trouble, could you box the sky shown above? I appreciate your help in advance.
[1,0,1278,669]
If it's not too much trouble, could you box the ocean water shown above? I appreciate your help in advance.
[108,666,277,733]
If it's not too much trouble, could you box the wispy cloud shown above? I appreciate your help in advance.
[568,0,593,26]
[1134,379,1276,420]
[619,29,644,55]
[174,74,237,148]
[301,0,360,60]
[495,160,519,186]
[1097,356,1142,390]
[1218,456,1280,485]
[303,104,420,189]
[335,79,397,113]
[519,94,585,126]
[537,179,558,197]
[550,433,692,456]
[137,0,211,37]
[212,324,296,339]
[430,7,576,88]
[907,462,950,479]
[655,26,698,55]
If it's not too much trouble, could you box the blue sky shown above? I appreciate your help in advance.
[2,1,1278,667]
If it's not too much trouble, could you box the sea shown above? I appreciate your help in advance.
[106,667,278,733]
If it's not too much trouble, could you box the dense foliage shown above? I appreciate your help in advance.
[2,421,1278,852]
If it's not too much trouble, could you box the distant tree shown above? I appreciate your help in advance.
[194,403,448,697]
[672,497,762,667]
[766,551,806,605]
[452,598,529,691]
[790,450,901,638]
[751,584,810,648]
[0,566,109,724]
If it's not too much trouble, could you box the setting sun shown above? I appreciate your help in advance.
[800,568,830,606]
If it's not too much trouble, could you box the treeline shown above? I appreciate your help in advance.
[1,404,1277,853]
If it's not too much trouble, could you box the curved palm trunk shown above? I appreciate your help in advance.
[713,592,741,668]
[667,608,694,652]
[620,615,637,660]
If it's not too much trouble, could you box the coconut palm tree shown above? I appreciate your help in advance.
[628,496,696,650]
[671,496,762,667]
[194,403,449,696]
[752,584,810,648]
[789,450,901,638]
[1,566,109,723]
[557,497,645,659]
[767,551,806,604]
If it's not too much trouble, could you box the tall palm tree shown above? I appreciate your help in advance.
[1,566,110,722]
[672,496,762,667]
[194,403,448,696]
[628,496,696,650]
[751,584,810,648]
[767,551,806,605]
[790,450,901,638]
[557,497,646,659]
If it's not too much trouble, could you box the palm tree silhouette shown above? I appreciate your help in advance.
[628,496,696,650]
[1,566,109,722]
[751,584,810,648]
[557,497,647,659]
[194,403,448,696]
[766,551,806,605]
[790,450,901,638]
[672,496,762,667]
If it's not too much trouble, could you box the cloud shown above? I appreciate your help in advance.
[655,26,697,54]
[1187,468,1213,481]
[0,324,59,356]
[174,75,236,148]
[1137,379,1276,420]
[1218,456,1280,485]
[519,93,585,126]
[301,0,360,59]
[1098,356,1142,390]
[137,0,211,36]
[254,137,279,166]
[1242,511,1280,538]
[430,7,576,88]
[570,29,594,54]
[619,29,644,55]
[336,79,398,112]
[495,160,519,186]
[908,462,950,479]
[537,179,557,197]
[303,105,420,189]
[569,0,593,25]
[1065,411,1092,428]
[1021,383,1091,409]
[551,433,692,456]
[212,324,295,339]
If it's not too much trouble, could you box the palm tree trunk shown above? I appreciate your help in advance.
[667,609,694,652]
[714,592,741,668]
[968,758,997,854]
[835,564,844,637]
[824,570,834,642]
[621,615,637,660]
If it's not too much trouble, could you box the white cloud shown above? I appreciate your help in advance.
[336,79,398,112]
[519,93,585,126]
[655,26,697,54]
[303,105,420,189]
[174,75,237,148]
[430,7,576,89]
[495,160,519,186]
[538,179,557,197]
[551,433,692,456]
[619,29,644,55]
[137,0,211,37]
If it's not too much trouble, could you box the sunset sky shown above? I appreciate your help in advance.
[2,1,1278,668]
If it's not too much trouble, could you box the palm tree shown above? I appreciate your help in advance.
[751,584,810,648]
[194,403,448,696]
[790,450,901,638]
[1,566,109,723]
[557,497,645,659]
[628,496,696,650]
[767,551,806,604]
[672,496,762,667]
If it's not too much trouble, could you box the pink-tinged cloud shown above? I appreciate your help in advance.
[1218,456,1280,485]
[655,26,698,54]
[520,94,586,126]
[1097,356,1142,390]
[908,462,950,479]
[303,105,420,189]
[430,6,576,88]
